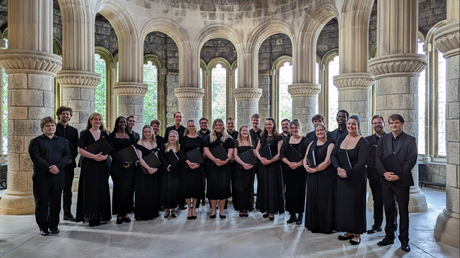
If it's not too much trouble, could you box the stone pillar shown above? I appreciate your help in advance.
[288,83,321,135]
[233,88,263,127]
[174,87,204,124]
[114,83,148,133]
[433,0,460,248]
[369,0,427,212]
[0,0,62,214]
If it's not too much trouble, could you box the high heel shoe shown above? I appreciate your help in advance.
[122,216,131,223]
[116,217,123,224]
[164,210,170,218]
[263,213,269,218]
[269,216,275,221]
[171,211,177,218]
[210,213,216,219]
[287,213,296,224]
[296,213,303,225]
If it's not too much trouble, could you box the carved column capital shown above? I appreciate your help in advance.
[333,73,375,90]
[0,49,62,76]
[368,54,427,79]
[233,88,263,100]
[434,22,460,58]
[56,70,101,89]
[287,83,321,97]
[114,82,148,96]
[174,87,205,100]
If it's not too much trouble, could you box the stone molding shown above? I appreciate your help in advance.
[287,83,321,97]
[114,82,148,96]
[434,22,460,58]
[233,88,263,100]
[174,87,205,100]
[333,73,375,90]
[0,49,62,76]
[56,70,101,89]
[368,54,427,79]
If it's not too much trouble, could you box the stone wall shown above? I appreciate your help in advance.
[200,38,237,65]
[165,73,179,129]
[426,162,447,185]
[144,32,179,70]
[0,3,7,32]
[419,0,446,35]
[258,33,292,70]
[258,73,270,121]
[95,18,118,56]
[317,21,338,59]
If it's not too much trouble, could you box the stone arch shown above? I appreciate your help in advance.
[140,18,189,54]
[195,24,242,52]
[248,19,295,55]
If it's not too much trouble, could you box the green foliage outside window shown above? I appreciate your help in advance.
[94,54,106,124]
[143,61,157,124]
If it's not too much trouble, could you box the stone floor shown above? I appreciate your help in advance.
[0,187,458,258]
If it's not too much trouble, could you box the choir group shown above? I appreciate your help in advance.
[29,107,417,252]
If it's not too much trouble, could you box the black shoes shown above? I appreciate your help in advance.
[63,213,76,222]
[164,211,170,218]
[116,218,123,224]
[367,225,382,234]
[210,213,216,219]
[338,234,354,241]
[220,214,226,219]
[171,212,177,218]
[377,237,394,246]
[401,242,411,252]
[40,228,49,236]
[49,228,60,234]
[287,214,296,224]
[296,213,303,225]
[122,216,131,223]
[263,213,269,218]
[349,238,361,245]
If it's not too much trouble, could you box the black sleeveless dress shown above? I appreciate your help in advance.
[180,136,204,199]
[205,134,234,200]
[159,144,182,209]
[134,144,161,220]
[305,139,336,233]
[232,141,255,211]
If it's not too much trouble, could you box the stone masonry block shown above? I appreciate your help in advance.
[10,90,44,107]
[119,104,135,115]
[80,88,95,101]
[7,152,20,172]
[66,100,91,112]
[447,143,459,165]
[448,102,459,119]
[8,107,28,120]
[8,119,14,136]
[447,57,460,81]
[7,171,28,191]
[376,95,387,110]
[446,79,459,103]
[446,120,460,142]
[43,90,55,108]
[446,186,459,214]
[62,88,80,100]
[387,94,416,110]
[28,107,54,120]
[14,120,41,136]
[340,102,351,112]
[19,153,33,172]
[78,111,93,124]
[446,164,458,188]
[28,74,54,91]
[350,101,368,113]
[8,74,27,89]
[8,136,24,153]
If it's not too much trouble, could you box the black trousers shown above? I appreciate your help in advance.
[381,182,410,242]
[62,166,75,215]
[33,171,65,230]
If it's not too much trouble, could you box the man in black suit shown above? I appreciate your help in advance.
[365,115,397,234]
[165,111,185,141]
[150,119,165,147]
[29,116,71,236]
[375,114,417,252]
[127,115,140,143]
[249,114,262,146]
[330,110,349,143]
[55,106,79,221]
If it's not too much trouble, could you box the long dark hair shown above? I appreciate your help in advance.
[113,116,130,134]
[260,118,279,144]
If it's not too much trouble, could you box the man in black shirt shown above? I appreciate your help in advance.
[165,111,185,141]
[150,119,165,147]
[330,110,349,143]
[280,118,291,138]
[198,117,211,139]
[55,106,79,221]
[226,117,238,140]
[375,114,417,253]
[306,114,332,142]
[249,114,262,146]
[127,115,140,143]
[29,116,71,236]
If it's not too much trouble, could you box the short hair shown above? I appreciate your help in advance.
[173,111,182,118]
[290,119,301,129]
[199,117,209,123]
[337,110,349,118]
[372,115,385,123]
[40,116,56,129]
[150,119,161,126]
[226,117,234,122]
[251,114,260,120]
[388,114,404,124]
[56,106,73,120]
[127,115,136,121]
[281,118,290,124]
[311,114,324,123]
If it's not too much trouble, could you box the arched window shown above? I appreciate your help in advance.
[211,64,227,121]
[438,52,447,156]
[418,40,426,154]
[328,56,340,129]
[279,62,293,121]
[143,61,158,123]
[94,54,107,124]
[2,39,8,155]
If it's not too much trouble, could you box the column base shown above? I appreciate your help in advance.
[0,191,35,215]
[434,208,460,248]
[408,187,427,212]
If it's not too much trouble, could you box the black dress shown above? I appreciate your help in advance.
[205,134,235,200]
[180,136,204,199]
[76,130,111,223]
[159,144,182,209]
[280,136,309,214]
[108,133,136,216]
[330,137,370,234]
[305,139,336,233]
[256,135,285,214]
[134,144,161,220]
[232,141,255,211]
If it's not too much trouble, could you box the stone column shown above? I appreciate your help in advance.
[55,0,100,132]
[369,0,427,212]
[0,0,62,214]
[174,87,204,124]
[433,0,460,248]
[233,88,263,127]
[288,83,321,135]
[114,83,147,132]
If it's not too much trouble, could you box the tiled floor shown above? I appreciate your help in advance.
[0,187,458,258]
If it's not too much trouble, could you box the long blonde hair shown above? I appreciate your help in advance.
[86,112,106,131]
[165,130,180,153]
[210,119,231,143]
[237,125,253,147]
[140,125,157,148]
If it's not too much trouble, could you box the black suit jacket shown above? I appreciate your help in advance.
[330,127,348,143]
[165,125,186,141]
[375,131,416,187]
[55,123,79,169]
[365,132,385,181]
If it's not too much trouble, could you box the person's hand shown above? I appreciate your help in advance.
[305,165,316,174]
[189,162,199,169]
[67,159,72,164]
[243,163,254,170]
[122,162,131,169]
[148,167,157,175]
[93,152,106,162]
[215,159,225,166]
[288,162,297,170]
[338,168,348,178]
[49,165,59,174]
[384,172,400,181]
[261,159,271,166]
[167,165,171,172]
[259,157,268,164]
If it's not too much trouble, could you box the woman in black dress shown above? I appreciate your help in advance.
[159,130,182,218]
[255,118,284,221]
[304,123,336,233]
[232,125,255,217]
[330,115,370,245]
[203,119,234,219]
[76,112,111,226]
[108,116,136,224]
[134,125,160,220]
[180,120,204,220]
[280,119,309,225]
